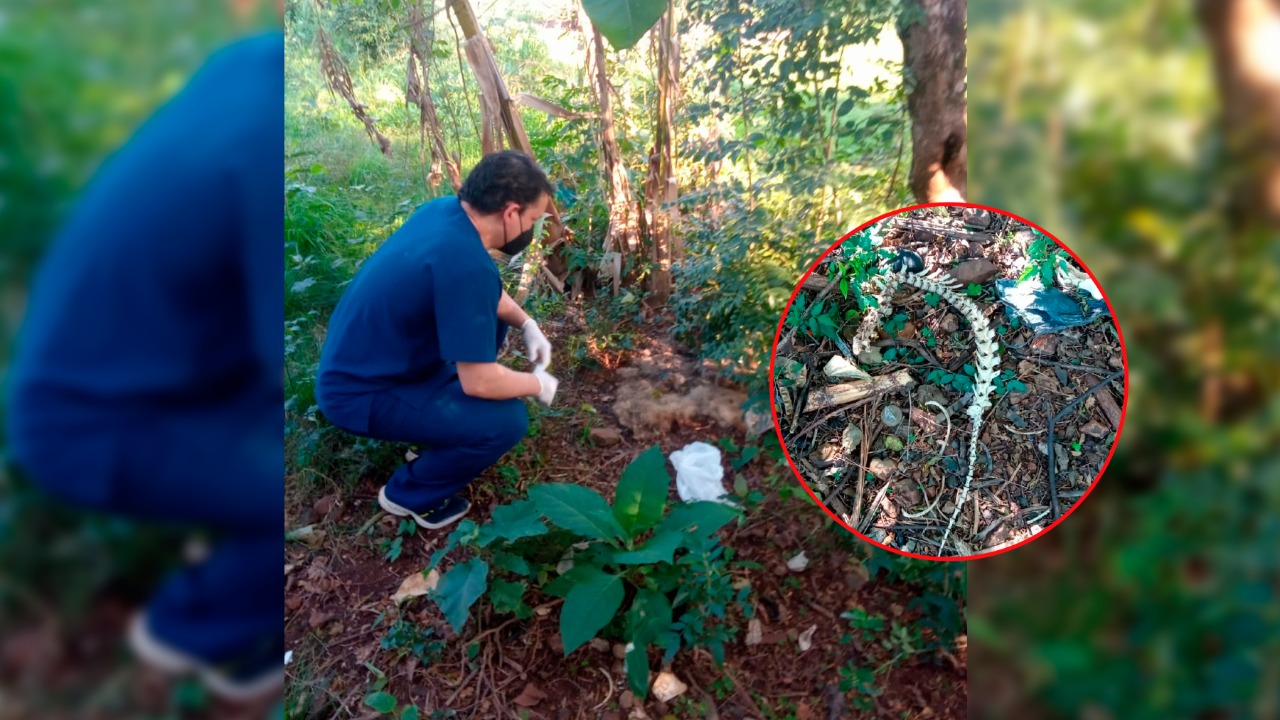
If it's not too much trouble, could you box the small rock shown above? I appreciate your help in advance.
[651,671,689,703]
[620,690,635,710]
[613,643,627,660]
[1081,420,1109,438]
[745,618,763,646]
[1109,355,1123,368]
[841,424,863,453]
[948,258,999,286]
[590,427,623,446]
[745,407,773,438]
[1029,334,1059,356]
[846,561,870,591]
[1055,367,1070,387]
[940,314,960,333]
[868,458,897,479]
[797,625,818,652]
[963,208,992,228]
[589,638,610,653]
[787,551,810,572]
[941,502,955,515]
[893,480,923,506]
[918,384,948,409]
[809,444,842,469]
[965,241,985,259]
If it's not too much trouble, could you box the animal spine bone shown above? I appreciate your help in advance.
[852,267,1000,556]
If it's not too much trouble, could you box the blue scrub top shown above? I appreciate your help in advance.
[316,196,501,433]
[5,33,284,504]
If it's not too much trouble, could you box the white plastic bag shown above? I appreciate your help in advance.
[669,442,732,505]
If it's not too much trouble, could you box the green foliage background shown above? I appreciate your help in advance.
[968,1,1280,717]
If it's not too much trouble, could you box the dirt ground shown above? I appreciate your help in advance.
[774,206,1126,558]
[284,317,967,719]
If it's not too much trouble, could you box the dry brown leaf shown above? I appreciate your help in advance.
[308,609,334,629]
[513,682,548,707]
[392,569,440,604]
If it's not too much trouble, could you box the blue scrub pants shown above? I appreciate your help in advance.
[351,325,528,511]
[8,390,281,666]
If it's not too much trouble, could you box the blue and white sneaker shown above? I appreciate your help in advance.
[127,611,283,702]
[378,486,471,530]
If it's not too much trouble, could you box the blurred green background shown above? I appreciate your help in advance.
[969,0,1279,717]
[0,2,279,714]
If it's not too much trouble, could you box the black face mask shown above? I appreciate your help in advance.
[499,210,535,256]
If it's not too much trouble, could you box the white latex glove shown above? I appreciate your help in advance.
[521,318,553,370]
[533,367,559,406]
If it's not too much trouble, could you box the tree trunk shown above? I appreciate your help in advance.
[591,25,638,295]
[898,0,967,203]
[1197,0,1280,228]
[646,0,680,303]
[1196,0,1280,420]
[447,0,569,302]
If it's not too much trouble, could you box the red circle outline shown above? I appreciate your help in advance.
[768,202,1130,562]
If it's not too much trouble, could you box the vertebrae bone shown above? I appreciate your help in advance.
[851,267,999,556]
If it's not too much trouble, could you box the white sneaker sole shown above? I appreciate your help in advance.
[378,486,469,529]
[128,612,284,702]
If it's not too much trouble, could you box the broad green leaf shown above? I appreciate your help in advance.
[427,520,478,571]
[488,578,530,618]
[491,551,533,578]
[582,0,668,51]
[364,691,398,714]
[612,445,670,536]
[432,558,488,633]
[476,500,548,547]
[625,641,650,698]
[560,566,624,655]
[612,529,685,565]
[529,484,627,541]
[627,588,673,645]
[401,706,419,720]
[655,501,741,538]
[543,573,575,599]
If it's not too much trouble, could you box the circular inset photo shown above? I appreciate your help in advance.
[770,204,1127,560]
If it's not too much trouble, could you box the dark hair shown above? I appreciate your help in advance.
[458,150,553,214]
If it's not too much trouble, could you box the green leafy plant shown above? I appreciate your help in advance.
[377,618,445,666]
[1018,230,1066,289]
[992,369,1028,395]
[925,367,974,394]
[838,663,881,711]
[380,517,417,563]
[363,662,422,719]
[882,312,909,337]
[924,292,942,307]
[427,446,748,699]
[966,283,983,297]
